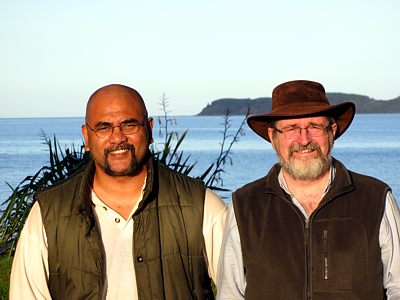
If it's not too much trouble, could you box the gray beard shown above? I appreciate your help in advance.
[279,143,331,181]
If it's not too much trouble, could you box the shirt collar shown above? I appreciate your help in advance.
[91,175,147,219]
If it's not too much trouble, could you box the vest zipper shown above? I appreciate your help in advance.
[304,219,311,300]
[283,198,312,299]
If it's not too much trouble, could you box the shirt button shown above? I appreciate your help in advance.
[114,218,120,223]
[137,256,144,263]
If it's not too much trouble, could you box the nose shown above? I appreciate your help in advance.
[297,127,312,144]
[109,125,128,143]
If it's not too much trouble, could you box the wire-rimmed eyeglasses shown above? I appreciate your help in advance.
[85,119,146,139]
[272,124,334,139]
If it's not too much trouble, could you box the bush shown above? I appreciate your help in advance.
[0,257,12,299]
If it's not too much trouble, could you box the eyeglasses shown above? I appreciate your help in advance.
[272,124,333,139]
[85,119,146,139]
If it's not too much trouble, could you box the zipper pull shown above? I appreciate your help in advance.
[304,219,310,241]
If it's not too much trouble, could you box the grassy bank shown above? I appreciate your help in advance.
[0,257,11,299]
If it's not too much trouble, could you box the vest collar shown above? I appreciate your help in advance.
[264,158,355,206]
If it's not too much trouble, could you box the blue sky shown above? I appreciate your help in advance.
[1,0,399,117]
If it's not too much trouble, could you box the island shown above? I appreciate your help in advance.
[198,93,400,115]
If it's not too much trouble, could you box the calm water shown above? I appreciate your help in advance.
[0,114,399,204]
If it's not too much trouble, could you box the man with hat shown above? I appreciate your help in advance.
[216,80,400,299]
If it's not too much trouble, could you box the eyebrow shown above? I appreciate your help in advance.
[94,118,141,127]
[121,118,142,124]
[94,121,112,128]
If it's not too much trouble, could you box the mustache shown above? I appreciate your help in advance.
[104,144,135,155]
[289,143,321,155]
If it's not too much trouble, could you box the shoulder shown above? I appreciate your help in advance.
[203,188,227,235]
[234,175,268,197]
[35,163,91,218]
[350,170,389,189]
[234,164,280,196]
[205,188,227,214]
[36,174,80,199]
[334,158,389,189]
[334,159,390,192]
[230,176,269,214]
[36,163,89,199]
[155,160,206,195]
[154,160,206,207]
[156,160,204,185]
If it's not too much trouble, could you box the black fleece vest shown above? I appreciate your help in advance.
[233,159,388,300]
[38,159,214,300]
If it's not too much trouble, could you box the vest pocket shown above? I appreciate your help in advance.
[322,229,328,280]
[312,219,367,292]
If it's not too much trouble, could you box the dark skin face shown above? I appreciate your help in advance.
[82,84,154,178]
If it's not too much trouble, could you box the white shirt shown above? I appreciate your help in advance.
[10,188,227,299]
[216,169,400,299]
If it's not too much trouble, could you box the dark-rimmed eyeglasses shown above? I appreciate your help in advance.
[85,119,146,139]
[272,124,333,139]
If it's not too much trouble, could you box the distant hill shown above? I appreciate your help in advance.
[197,93,400,115]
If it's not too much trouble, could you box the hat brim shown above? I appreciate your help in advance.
[247,102,356,142]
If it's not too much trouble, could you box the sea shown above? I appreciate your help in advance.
[0,114,399,206]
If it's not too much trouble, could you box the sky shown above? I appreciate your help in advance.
[1,0,399,118]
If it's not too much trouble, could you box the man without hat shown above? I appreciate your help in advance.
[10,84,227,299]
[216,80,400,299]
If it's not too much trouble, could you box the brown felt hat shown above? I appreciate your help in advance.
[247,80,356,142]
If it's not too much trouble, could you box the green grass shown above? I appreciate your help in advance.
[0,257,12,299]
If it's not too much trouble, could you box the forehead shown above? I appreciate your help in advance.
[86,89,146,123]
[275,116,329,127]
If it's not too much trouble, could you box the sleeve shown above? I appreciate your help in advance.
[216,203,246,299]
[202,188,227,284]
[380,191,400,299]
[9,201,51,300]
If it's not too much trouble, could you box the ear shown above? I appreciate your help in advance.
[81,124,90,152]
[267,128,276,149]
[331,122,338,137]
[147,117,154,144]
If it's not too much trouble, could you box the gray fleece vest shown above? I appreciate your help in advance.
[233,159,388,300]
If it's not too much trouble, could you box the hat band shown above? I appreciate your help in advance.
[271,102,331,115]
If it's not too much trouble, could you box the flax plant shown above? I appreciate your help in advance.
[0,133,89,258]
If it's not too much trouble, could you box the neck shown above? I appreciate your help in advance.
[92,165,147,219]
[283,168,331,216]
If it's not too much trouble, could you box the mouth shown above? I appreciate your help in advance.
[290,143,320,157]
[109,148,130,155]
[296,149,314,154]
[105,144,134,157]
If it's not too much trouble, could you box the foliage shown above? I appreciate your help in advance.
[0,133,89,258]
[152,93,249,191]
[151,93,195,176]
[202,109,247,189]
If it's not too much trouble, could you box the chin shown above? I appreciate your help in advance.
[104,162,137,176]
[281,156,331,181]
